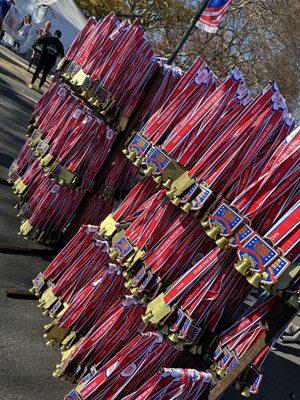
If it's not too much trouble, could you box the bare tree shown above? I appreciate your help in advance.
[75,0,300,113]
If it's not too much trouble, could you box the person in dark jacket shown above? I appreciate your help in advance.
[28,20,52,70]
[27,29,64,90]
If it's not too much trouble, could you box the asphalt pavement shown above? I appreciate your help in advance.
[0,45,71,399]
[0,44,299,400]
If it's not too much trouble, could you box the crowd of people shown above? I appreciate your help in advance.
[0,0,64,90]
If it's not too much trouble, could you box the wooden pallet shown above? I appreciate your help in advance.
[207,297,298,400]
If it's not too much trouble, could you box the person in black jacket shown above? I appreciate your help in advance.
[27,29,64,90]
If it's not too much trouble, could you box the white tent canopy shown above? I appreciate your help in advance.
[6,0,86,55]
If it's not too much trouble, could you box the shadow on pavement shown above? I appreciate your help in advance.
[0,53,27,84]
[275,342,300,359]
[223,345,300,400]
[0,152,13,169]
[0,77,36,180]
[0,252,72,400]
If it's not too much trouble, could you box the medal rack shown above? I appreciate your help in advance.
[31,220,299,399]
[9,12,300,400]
[9,14,183,245]
[122,123,299,293]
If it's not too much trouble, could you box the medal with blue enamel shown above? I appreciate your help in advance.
[81,76,92,91]
[230,224,254,247]
[33,272,45,292]
[49,300,63,317]
[190,183,213,210]
[64,390,81,399]
[128,134,150,157]
[94,85,110,103]
[178,316,193,339]
[213,346,223,361]
[261,257,290,284]
[131,266,147,286]
[184,323,202,343]
[226,356,238,373]
[138,271,153,290]
[113,236,134,260]
[249,372,263,394]
[217,350,233,370]
[180,183,198,203]
[238,235,278,272]
[144,147,170,175]
[36,140,50,157]
[209,202,243,236]
[52,164,63,178]
[169,309,185,332]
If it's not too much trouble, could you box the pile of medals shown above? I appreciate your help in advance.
[8,13,182,244]
[29,25,299,398]
[32,225,213,399]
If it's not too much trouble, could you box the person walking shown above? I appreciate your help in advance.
[0,0,14,41]
[27,29,64,91]
[28,20,52,71]
[13,14,31,51]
